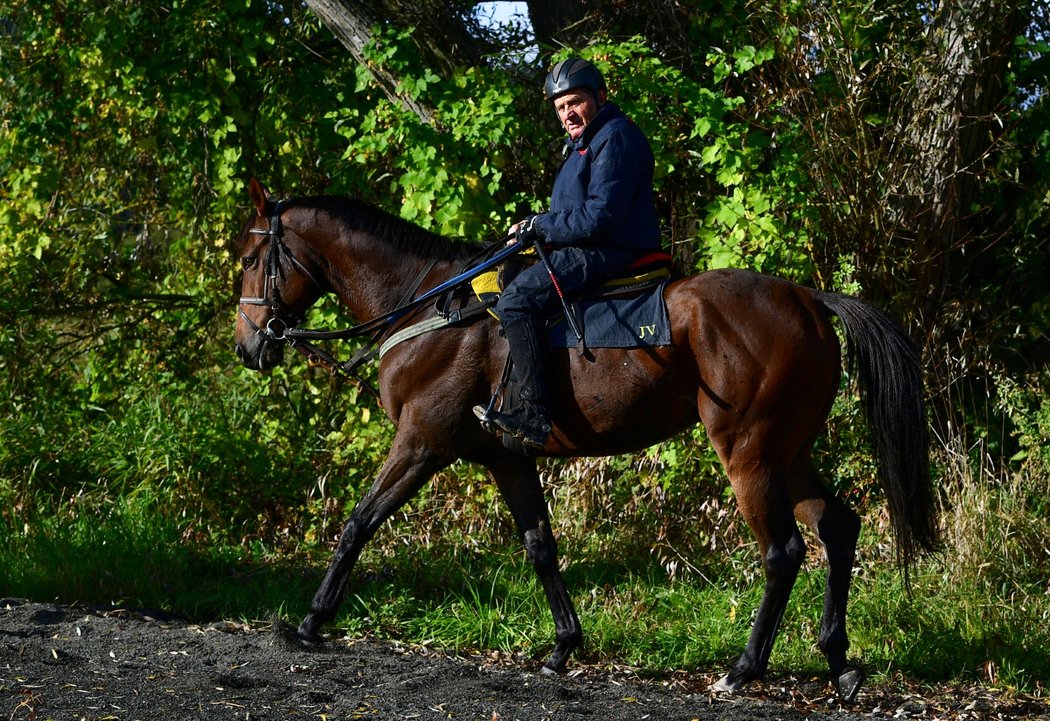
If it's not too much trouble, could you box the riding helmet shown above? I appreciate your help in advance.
[543,58,606,101]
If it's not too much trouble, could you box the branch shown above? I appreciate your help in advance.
[303,0,434,124]
[25,294,198,319]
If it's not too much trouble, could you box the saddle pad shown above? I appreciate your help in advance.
[549,281,671,349]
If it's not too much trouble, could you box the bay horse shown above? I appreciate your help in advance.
[233,178,939,700]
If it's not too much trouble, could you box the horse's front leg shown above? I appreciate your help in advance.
[298,434,450,644]
[488,458,583,673]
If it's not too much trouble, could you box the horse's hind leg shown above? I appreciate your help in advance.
[714,465,807,693]
[298,434,450,644]
[789,455,864,700]
[487,458,582,673]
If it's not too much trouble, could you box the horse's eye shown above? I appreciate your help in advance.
[241,256,258,270]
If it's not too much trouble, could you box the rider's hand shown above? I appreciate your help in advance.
[512,214,539,245]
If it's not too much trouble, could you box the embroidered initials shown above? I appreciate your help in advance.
[638,324,657,339]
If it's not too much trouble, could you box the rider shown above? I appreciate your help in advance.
[475,57,662,449]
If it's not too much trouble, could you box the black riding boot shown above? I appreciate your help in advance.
[475,316,552,450]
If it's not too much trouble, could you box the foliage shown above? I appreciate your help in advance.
[994,372,1050,505]
[0,0,1047,693]
[578,39,816,277]
[326,25,529,234]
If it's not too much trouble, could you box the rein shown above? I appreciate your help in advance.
[238,200,520,399]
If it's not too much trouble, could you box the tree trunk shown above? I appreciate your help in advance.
[886,0,1027,325]
[526,0,591,50]
[302,0,500,125]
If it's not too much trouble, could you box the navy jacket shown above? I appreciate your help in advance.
[533,101,660,253]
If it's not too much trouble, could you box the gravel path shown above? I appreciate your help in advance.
[1,599,1045,720]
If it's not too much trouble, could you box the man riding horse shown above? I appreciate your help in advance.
[234,56,938,700]
[474,58,663,449]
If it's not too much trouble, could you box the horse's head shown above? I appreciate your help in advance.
[234,178,325,371]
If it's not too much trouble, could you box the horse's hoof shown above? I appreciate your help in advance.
[541,657,569,675]
[296,619,324,648]
[297,633,323,649]
[710,672,745,694]
[835,666,864,703]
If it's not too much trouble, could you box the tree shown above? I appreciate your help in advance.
[882,1,1026,327]
[755,2,1029,290]
[0,0,1046,538]
[302,0,500,123]
[744,0,1045,444]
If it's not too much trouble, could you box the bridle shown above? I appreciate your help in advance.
[235,199,403,401]
[238,200,325,342]
[236,198,522,400]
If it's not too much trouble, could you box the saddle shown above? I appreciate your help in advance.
[465,248,674,352]
[380,249,673,362]
[469,248,673,314]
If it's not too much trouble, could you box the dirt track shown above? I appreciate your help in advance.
[1,598,1046,720]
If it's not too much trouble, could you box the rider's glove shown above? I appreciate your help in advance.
[516,214,540,245]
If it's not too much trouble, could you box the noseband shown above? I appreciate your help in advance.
[238,201,324,341]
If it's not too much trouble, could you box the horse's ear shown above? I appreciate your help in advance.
[248,177,271,217]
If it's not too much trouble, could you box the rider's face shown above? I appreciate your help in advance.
[553,90,604,141]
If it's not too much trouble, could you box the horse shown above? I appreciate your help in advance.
[233,177,939,700]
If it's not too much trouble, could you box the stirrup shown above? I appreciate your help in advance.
[474,349,516,434]
[475,405,549,450]
[473,404,498,433]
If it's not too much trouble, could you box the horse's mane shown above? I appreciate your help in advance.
[289,195,479,263]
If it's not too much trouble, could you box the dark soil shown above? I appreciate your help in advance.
[1,598,1046,720]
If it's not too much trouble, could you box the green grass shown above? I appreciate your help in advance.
[3,497,1047,694]
[0,495,315,621]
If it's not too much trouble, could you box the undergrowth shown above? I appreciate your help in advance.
[1,358,1048,695]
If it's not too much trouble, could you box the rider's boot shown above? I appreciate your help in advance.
[475,316,551,450]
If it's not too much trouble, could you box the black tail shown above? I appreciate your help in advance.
[818,291,940,574]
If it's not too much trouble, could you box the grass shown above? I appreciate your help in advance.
[0,495,315,621]
[2,490,1047,695]
[1,375,1047,695]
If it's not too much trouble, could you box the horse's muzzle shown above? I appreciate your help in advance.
[235,336,284,371]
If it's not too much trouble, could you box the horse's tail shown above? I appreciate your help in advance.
[817,291,941,575]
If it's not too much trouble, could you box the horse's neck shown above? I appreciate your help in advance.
[325,233,449,323]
